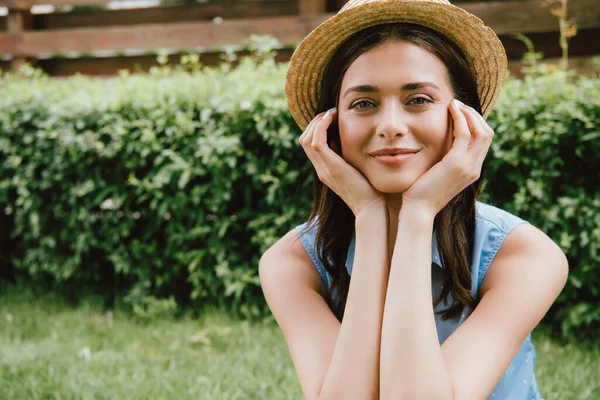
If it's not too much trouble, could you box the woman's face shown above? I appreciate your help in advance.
[337,39,455,194]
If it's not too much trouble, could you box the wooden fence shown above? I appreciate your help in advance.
[0,0,599,76]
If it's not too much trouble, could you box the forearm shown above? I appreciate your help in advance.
[379,206,453,400]
[319,207,390,400]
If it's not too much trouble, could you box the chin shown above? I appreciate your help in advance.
[369,175,415,194]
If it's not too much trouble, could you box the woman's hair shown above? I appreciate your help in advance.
[298,22,486,322]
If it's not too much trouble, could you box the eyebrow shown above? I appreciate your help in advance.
[342,82,441,99]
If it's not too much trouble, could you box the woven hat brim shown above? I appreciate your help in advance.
[285,1,507,131]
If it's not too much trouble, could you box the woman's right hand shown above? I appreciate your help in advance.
[299,107,386,218]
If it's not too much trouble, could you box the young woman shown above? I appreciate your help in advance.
[259,1,569,399]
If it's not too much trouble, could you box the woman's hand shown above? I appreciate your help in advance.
[299,107,386,217]
[401,99,494,219]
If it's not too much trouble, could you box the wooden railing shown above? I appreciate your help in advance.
[0,0,599,76]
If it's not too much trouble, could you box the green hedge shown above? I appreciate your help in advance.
[0,58,598,340]
[483,66,600,339]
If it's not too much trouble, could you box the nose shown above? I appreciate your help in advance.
[375,99,409,139]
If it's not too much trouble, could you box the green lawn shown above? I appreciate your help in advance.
[0,286,598,400]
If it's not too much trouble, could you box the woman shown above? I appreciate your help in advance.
[259,1,568,399]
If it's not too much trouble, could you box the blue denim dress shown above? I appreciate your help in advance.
[295,201,544,400]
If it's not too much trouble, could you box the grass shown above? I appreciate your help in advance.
[0,286,598,400]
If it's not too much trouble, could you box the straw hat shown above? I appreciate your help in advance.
[285,0,507,131]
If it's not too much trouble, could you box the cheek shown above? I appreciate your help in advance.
[339,138,364,170]
[421,111,452,161]
[338,124,366,163]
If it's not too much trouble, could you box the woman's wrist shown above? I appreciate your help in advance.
[355,201,389,228]
[354,198,387,220]
[398,202,435,229]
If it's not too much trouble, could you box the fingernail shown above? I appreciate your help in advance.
[322,107,337,120]
[454,99,464,107]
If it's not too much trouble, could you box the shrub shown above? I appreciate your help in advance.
[484,65,600,340]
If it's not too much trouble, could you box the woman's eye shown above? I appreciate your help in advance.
[351,100,374,109]
[350,97,432,110]
[409,97,433,106]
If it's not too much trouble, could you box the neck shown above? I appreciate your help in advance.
[385,193,403,220]
[385,193,403,260]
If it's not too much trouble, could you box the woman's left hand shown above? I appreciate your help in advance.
[401,99,494,219]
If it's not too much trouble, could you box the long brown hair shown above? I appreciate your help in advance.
[299,23,486,322]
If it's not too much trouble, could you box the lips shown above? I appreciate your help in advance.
[371,151,418,167]
[369,148,419,156]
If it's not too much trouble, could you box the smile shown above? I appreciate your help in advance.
[371,152,418,167]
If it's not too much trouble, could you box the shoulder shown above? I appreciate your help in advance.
[472,202,531,291]
[259,226,326,297]
[473,202,568,299]
[441,213,568,400]
[259,227,342,400]
[479,210,569,299]
[475,201,526,233]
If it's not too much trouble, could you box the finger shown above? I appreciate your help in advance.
[311,108,336,148]
[461,104,495,145]
[299,116,325,172]
[302,132,331,181]
[300,109,330,144]
[310,108,347,167]
[300,110,339,181]
[299,113,321,144]
[459,106,493,169]
[461,106,494,153]
[307,112,353,186]
[449,100,471,153]
[470,106,495,135]
[300,122,316,151]
[301,108,333,152]
[461,105,491,137]
[459,105,484,144]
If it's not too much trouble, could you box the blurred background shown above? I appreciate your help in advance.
[0,0,599,399]
[0,0,599,76]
